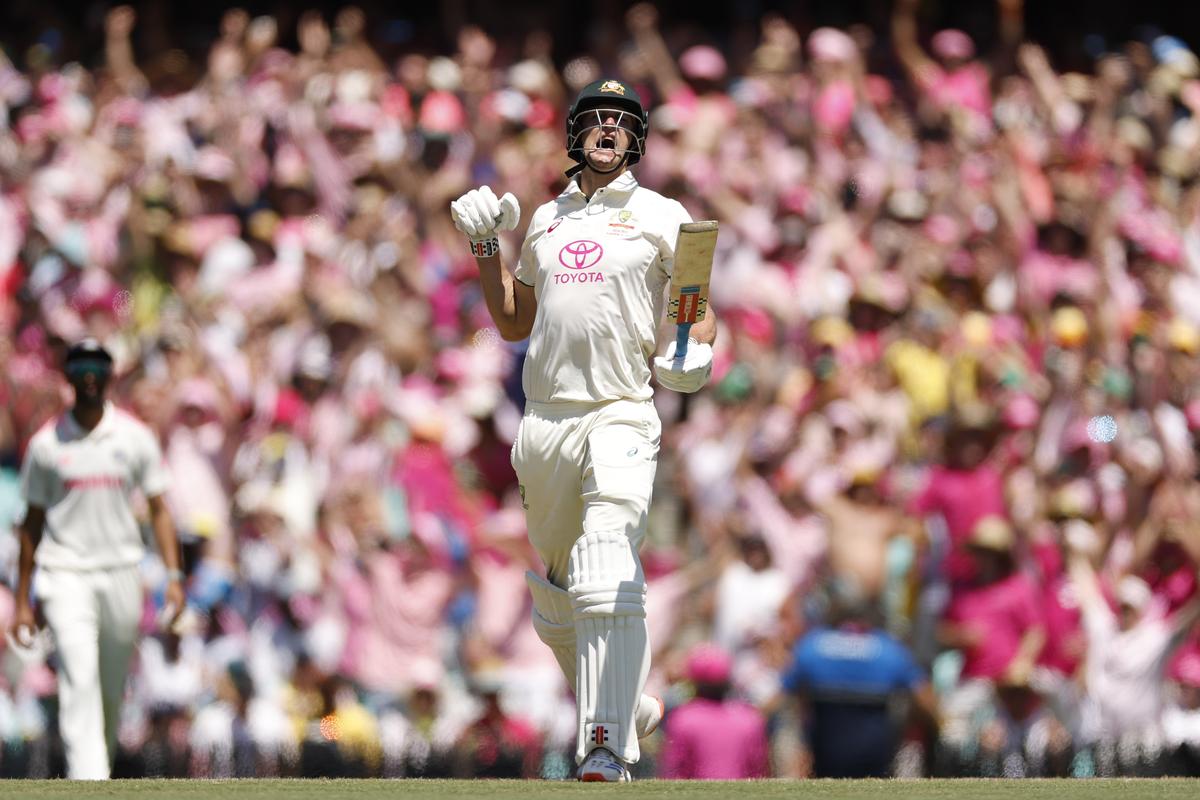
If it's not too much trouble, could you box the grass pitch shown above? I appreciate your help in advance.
[2,779,1199,800]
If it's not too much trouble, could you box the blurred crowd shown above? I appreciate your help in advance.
[3,0,1200,780]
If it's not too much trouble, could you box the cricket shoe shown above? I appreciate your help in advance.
[635,694,665,738]
[578,747,631,782]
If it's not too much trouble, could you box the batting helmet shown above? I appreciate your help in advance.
[566,79,648,175]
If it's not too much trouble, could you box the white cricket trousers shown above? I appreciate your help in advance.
[37,565,143,780]
[514,399,659,764]
[511,399,661,585]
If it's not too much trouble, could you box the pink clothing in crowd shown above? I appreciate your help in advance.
[910,465,1006,586]
[1030,540,1084,676]
[335,548,454,693]
[945,572,1042,681]
[660,698,769,779]
[921,63,991,119]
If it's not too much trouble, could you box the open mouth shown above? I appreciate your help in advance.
[598,133,617,151]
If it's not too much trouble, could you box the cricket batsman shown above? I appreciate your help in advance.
[12,339,186,779]
[451,78,716,781]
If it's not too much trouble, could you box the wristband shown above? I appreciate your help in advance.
[470,237,500,258]
[166,568,186,583]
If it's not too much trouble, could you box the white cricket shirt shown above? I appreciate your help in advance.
[515,171,692,405]
[19,403,170,570]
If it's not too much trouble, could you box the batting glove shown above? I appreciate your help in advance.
[654,339,713,393]
[450,185,520,258]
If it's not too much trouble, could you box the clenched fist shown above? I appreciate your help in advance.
[450,186,520,257]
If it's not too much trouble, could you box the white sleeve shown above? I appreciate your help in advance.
[515,204,554,287]
[137,427,171,498]
[645,199,693,279]
[19,437,53,508]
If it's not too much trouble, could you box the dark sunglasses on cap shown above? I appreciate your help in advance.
[65,358,113,379]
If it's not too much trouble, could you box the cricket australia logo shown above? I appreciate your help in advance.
[556,240,606,285]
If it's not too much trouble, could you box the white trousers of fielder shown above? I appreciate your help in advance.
[513,399,659,765]
[37,564,142,780]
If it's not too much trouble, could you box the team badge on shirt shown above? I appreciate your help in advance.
[606,209,638,237]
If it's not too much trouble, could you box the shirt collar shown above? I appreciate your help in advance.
[62,403,117,439]
[562,170,640,201]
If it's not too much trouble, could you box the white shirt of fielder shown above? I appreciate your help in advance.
[515,170,692,405]
[20,402,169,570]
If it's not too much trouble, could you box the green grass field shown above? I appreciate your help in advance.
[2,779,1199,800]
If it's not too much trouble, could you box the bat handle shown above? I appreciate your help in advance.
[674,323,692,364]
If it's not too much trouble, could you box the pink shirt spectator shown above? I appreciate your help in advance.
[660,698,769,779]
[910,465,1006,586]
[919,63,991,119]
[1031,540,1084,676]
[336,546,454,693]
[1018,251,1099,308]
[945,572,1042,680]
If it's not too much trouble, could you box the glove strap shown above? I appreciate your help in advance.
[470,236,500,258]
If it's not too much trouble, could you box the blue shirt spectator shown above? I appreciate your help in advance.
[781,623,928,777]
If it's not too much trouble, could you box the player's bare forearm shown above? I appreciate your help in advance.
[689,308,717,345]
[477,255,536,341]
[148,494,187,623]
[15,506,44,603]
[147,495,182,574]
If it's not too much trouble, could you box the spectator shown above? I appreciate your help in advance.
[660,643,769,779]
[712,534,790,654]
[1067,531,1200,757]
[937,517,1046,768]
[451,685,541,779]
[779,588,935,778]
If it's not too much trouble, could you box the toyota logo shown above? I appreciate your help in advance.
[558,239,604,270]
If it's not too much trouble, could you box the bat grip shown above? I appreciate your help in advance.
[674,323,692,364]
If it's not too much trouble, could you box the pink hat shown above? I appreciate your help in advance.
[1002,394,1040,430]
[381,84,413,124]
[419,90,466,135]
[686,642,732,685]
[733,306,775,344]
[272,387,309,430]
[808,28,856,63]
[680,45,727,82]
[932,29,975,61]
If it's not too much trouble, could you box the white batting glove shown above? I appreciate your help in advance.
[449,186,520,258]
[654,339,713,393]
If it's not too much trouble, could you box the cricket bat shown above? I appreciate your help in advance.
[666,220,718,364]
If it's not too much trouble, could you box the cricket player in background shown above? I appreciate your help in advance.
[12,338,186,779]
[451,78,716,781]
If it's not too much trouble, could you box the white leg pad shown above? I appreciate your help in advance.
[525,570,577,688]
[568,531,649,765]
[527,571,661,740]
